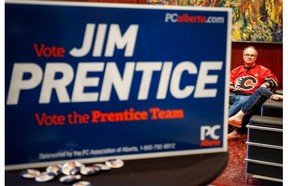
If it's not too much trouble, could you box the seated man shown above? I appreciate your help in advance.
[228,46,278,139]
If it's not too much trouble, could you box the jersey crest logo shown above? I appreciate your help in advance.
[235,76,257,90]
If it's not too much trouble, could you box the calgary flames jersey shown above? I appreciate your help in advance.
[230,64,278,95]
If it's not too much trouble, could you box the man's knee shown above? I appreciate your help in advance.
[239,95,250,102]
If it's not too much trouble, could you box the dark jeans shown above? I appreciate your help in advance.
[234,87,273,134]
[242,87,273,115]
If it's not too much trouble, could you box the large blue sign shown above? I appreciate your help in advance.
[5,0,231,169]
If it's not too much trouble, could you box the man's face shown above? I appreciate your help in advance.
[243,48,257,66]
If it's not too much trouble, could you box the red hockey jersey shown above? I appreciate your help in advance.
[230,64,278,95]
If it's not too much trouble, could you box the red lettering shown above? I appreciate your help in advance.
[67,111,90,124]
[149,107,184,120]
[200,140,221,147]
[33,43,65,57]
[91,108,148,123]
[35,113,65,126]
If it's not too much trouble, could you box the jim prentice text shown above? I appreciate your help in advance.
[6,23,224,105]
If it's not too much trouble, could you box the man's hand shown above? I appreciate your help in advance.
[229,83,236,91]
[261,82,270,88]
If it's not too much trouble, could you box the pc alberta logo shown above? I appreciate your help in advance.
[200,125,221,147]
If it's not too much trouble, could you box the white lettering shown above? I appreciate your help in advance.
[69,24,95,57]
[92,24,107,57]
[6,61,223,105]
[194,62,223,98]
[105,24,138,57]
[165,13,178,22]
[69,24,139,57]
[7,63,43,105]
[39,63,74,103]
[170,61,197,99]
[136,62,162,100]
[72,62,104,102]
[100,62,135,101]
[156,62,173,99]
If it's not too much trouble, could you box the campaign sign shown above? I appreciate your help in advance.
[5,0,231,170]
